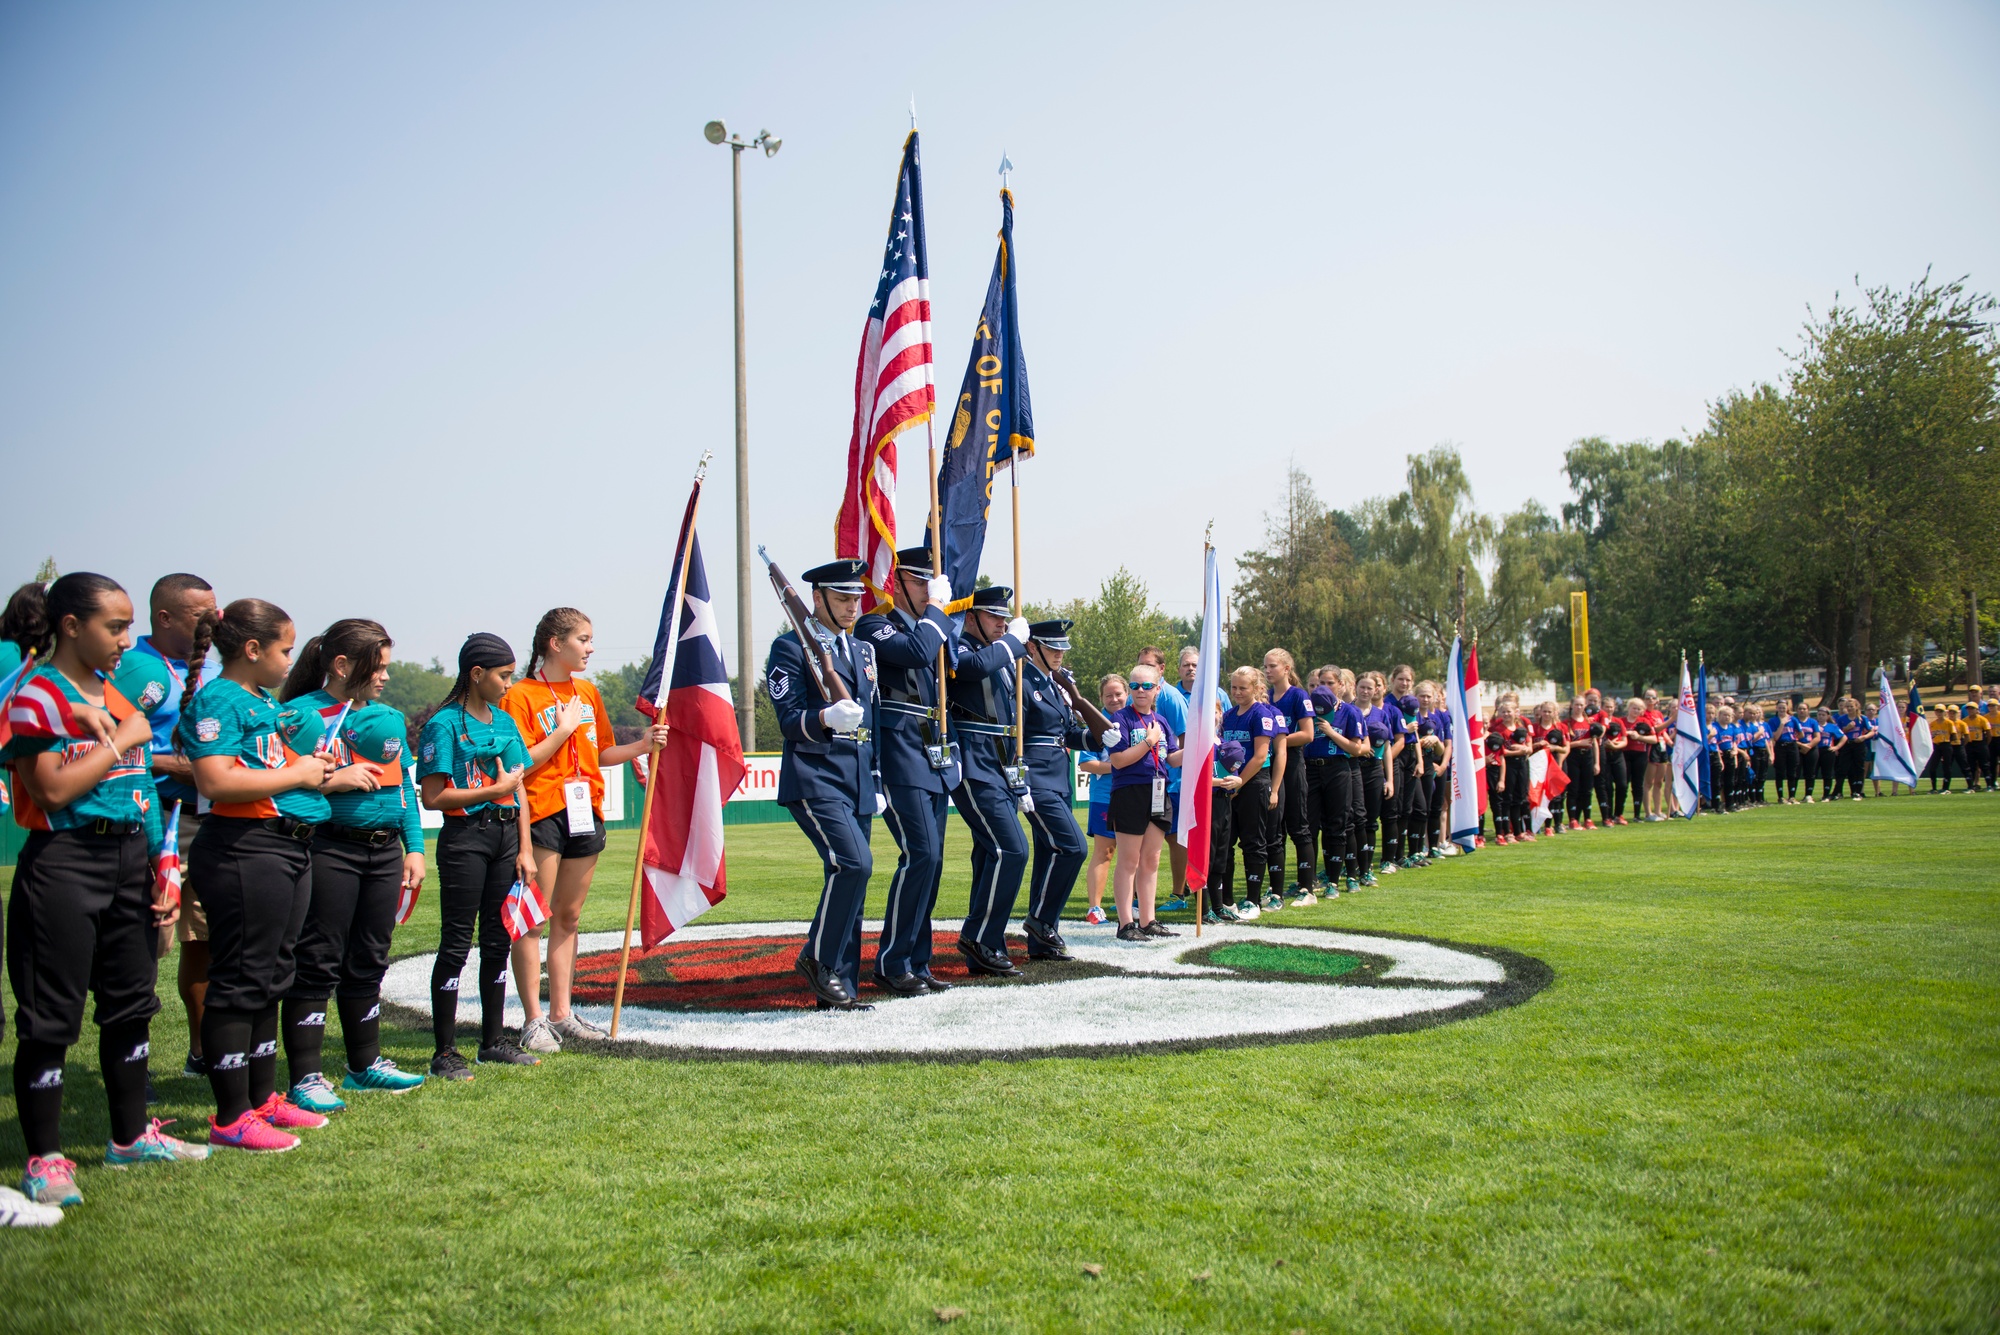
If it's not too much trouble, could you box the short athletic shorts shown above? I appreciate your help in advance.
[529,811,607,858]
[172,811,208,946]
[1108,782,1172,836]
[1086,800,1111,839]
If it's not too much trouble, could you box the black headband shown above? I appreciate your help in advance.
[459,632,516,671]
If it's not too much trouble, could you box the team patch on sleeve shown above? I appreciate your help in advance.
[195,718,221,742]
[137,681,167,711]
[422,742,436,761]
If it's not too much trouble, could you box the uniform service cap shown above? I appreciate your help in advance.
[802,559,870,595]
[892,545,936,578]
[968,586,1014,611]
[1028,618,1073,650]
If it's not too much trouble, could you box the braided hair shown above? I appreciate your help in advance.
[175,598,291,751]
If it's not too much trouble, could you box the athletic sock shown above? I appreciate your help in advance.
[98,1018,153,1147]
[248,1005,280,1109]
[204,1007,255,1125]
[282,996,328,1084]
[431,967,461,1054]
[14,1039,68,1158]
[479,948,511,1048]
[1244,872,1263,903]
[338,992,383,1072]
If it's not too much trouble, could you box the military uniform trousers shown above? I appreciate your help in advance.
[787,800,874,996]
[953,778,1029,953]
[876,785,947,979]
[1023,786,1085,929]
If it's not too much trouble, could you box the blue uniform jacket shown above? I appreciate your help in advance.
[946,628,1026,787]
[1019,658,1091,792]
[852,604,959,794]
[766,626,880,813]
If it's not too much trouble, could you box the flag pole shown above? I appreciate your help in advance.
[927,395,948,755]
[610,453,711,1039]
[1196,522,1213,937]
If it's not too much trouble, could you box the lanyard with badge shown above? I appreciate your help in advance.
[540,672,597,836]
[1148,719,1169,815]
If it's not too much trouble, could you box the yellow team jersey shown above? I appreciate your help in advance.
[1963,713,1990,743]
[1932,716,1960,744]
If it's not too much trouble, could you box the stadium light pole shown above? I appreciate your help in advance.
[705,119,780,750]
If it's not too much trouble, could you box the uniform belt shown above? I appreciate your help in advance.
[320,823,399,847]
[953,720,1013,737]
[261,816,319,842]
[878,700,935,721]
[1025,734,1066,747]
[79,818,143,837]
[1305,755,1339,766]
[456,805,520,826]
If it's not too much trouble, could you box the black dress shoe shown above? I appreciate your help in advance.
[916,971,953,993]
[870,970,929,998]
[816,998,875,1012]
[796,955,860,1008]
[955,937,1024,978]
[1022,917,1073,960]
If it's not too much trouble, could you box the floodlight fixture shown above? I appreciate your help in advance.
[704,119,728,145]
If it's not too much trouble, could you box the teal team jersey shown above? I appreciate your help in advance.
[108,637,214,809]
[182,677,332,822]
[0,667,164,853]
[278,690,422,850]
[417,702,529,818]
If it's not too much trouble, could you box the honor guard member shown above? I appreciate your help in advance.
[1017,619,1095,960]
[851,546,960,997]
[947,585,1033,977]
[766,558,883,1010]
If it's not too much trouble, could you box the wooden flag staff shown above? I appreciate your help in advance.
[609,452,711,1039]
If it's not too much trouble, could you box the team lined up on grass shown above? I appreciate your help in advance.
[0,571,662,1223]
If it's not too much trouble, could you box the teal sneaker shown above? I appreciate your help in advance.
[1345,877,1359,892]
[21,1155,81,1207]
[106,1119,211,1168]
[1160,896,1191,913]
[288,1072,347,1114]
[1359,872,1378,888]
[340,1057,425,1094]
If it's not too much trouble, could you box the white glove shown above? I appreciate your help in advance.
[1098,727,1122,749]
[1018,790,1037,813]
[822,699,865,734]
[1007,616,1030,643]
[874,792,888,816]
[927,576,952,607]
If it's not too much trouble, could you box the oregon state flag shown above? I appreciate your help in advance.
[936,189,1035,605]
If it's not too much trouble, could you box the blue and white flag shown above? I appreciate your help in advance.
[1870,669,1921,787]
[1672,657,1705,818]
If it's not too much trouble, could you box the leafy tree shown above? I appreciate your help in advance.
[1025,567,1180,690]
[381,659,454,720]
[1226,466,1399,674]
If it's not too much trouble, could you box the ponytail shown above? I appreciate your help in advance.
[523,607,589,681]
[280,618,391,702]
[176,598,292,752]
[0,573,124,662]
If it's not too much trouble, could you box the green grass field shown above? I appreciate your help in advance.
[2,793,1997,1333]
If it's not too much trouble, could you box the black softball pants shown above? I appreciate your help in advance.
[1303,758,1344,882]
[432,814,520,1052]
[1231,771,1278,900]
[1270,753,1315,889]
[286,833,401,1080]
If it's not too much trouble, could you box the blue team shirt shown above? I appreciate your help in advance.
[1102,705,1178,790]
[182,677,332,822]
[420,703,531,818]
[1221,701,1281,772]
[1154,681,1190,792]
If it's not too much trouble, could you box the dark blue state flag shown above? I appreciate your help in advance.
[935,189,1035,603]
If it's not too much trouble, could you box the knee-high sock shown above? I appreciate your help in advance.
[99,1018,153,1147]
[249,1005,280,1109]
[283,996,328,1084]
[480,946,510,1048]
[14,1039,67,1158]
[338,993,382,1072]
[204,1007,254,1125]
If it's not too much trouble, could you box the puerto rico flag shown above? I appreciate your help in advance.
[4,666,84,746]
[502,878,550,941]
[1174,546,1224,893]
[635,485,746,947]
[154,802,184,911]
[835,130,934,605]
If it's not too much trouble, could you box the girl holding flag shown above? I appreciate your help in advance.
[500,608,667,1053]
[419,633,540,1076]
[275,619,427,1108]
[2,574,205,1209]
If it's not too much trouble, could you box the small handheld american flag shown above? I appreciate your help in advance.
[502,878,550,942]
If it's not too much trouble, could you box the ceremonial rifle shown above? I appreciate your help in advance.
[758,548,853,706]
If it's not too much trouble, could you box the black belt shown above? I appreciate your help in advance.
[455,806,521,827]
[78,818,143,837]
[320,823,399,848]
[1305,755,1341,766]
[262,816,319,842]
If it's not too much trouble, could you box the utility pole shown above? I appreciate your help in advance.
[705,119,780,750]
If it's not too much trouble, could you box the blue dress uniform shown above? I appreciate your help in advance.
[851,544,961,995]
[948,586,1031,976]
[765,560,881,1009]
[1018,622,1091,959]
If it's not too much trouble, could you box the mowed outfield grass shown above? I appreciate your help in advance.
[2,793,1997,1333]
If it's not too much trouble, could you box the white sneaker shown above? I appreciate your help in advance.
[1290,891,1317,907]
[520,1015,562,1054]
[551,1012,609,1042]
[1379,861,1399,875]
[1235,900,1261,921]
[0,1185,62,1228]
[1438,843,1461,856]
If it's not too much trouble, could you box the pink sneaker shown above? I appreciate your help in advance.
[254,1092,328,1130]
[209,1109,300,1153]
[1083,905,1107,925]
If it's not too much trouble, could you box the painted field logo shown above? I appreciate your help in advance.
[385,921,1549,1062]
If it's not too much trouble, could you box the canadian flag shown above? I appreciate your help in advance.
[1175,546,1224,893]
[633,492,746,948]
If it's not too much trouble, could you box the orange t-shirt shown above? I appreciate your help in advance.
[501,675,617,823]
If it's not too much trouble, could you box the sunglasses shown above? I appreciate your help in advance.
[1129,681,1159,691]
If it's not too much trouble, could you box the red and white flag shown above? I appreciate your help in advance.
[154,802,184,911]
[835,131,932,604]
[1175,546,1224,890]
[395,880,421,926]
[634,484,746,947]
[5,670,84,745]
[502,878,550,941]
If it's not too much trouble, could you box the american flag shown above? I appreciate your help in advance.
[636,483,746,947]
[836,131,932,604]
[502,878,550,941]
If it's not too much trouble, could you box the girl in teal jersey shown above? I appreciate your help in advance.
[181,599,336,1153]
[274,620,427,1110]
[2,575,205,1210]
[419,634,539,1075]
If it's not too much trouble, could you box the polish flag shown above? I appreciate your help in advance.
[1175,546,1224,893]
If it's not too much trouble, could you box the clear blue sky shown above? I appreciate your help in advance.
[3,2,1995,669]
